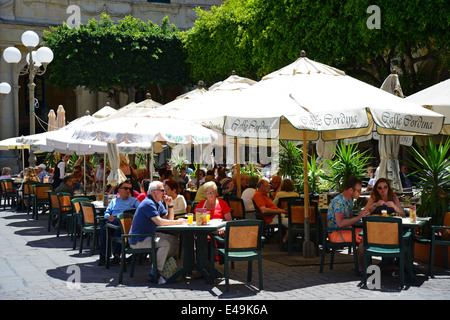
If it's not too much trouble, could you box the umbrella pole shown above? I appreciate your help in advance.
[102,153,106,195]
[151,143,154,180]
[235,137,241,198]
[303,131,315,258]
[83,155,86,194]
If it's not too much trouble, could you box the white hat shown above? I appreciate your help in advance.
[38,164,46,169]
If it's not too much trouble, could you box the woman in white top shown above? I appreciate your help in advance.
[164,179,187,214]
[241,175,260,219]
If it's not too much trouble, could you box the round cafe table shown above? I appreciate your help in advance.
[157,220,227,284]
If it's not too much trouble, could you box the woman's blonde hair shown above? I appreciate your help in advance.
[203,181,218,193]
[24,167,39,182]
[119,154,129,166]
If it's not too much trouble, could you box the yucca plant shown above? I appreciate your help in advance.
[307,152,326,195]
[324,140,371,192]
[405,137,450,232]
[278,140,303,180]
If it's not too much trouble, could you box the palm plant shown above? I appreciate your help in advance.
[324,140,371,192]
[278,140,303,180]
[307,152,326,195]
[405,137,450,230]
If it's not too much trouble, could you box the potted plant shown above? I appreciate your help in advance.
[405,137,450,266]
[278,140,303,181]
[323,140,371,192]
[405,137,450,233]
[306,152,327,195]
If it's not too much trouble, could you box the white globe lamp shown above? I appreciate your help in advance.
[36,46,54,65]
[21,31,40,49]
[0,82,11,95]
[26,51,42,67]
[2,46,22,64]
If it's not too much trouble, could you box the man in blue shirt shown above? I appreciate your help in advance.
[129,181,187,284]
[98,179,140,266]
[327,176,370,272]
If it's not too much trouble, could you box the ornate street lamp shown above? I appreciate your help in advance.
[2,30,53,166]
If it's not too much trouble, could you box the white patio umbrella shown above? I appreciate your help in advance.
[107,95,162,120]
[405,78,450,135]
[48,109,57,132]
[157,53,445,257]
[157,73,257,189]
[92,103,118,118]
[56,105,66,129]
[158,74,256,119]
[72,115,219,185]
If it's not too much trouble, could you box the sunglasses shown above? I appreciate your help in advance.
[120,187,132,191]
[154,189,165,193]
[377,185,388,190]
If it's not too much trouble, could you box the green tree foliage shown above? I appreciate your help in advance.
[43,14,189,103]
[182,0,258,84]
[183,0,449,93]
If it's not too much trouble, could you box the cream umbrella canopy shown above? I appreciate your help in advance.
[47,109,57,132]
[376,72,406,193]
[157,73,257,190]
[405,78,450,135]
[56,105,66,129]
[92,103,118,118]
[72,115,219,186]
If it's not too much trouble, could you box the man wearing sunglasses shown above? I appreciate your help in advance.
[327,176,370,273]
[129,181,188,284]
[98,179,140,266]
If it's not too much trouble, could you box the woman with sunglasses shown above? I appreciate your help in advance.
[365,178,405,217]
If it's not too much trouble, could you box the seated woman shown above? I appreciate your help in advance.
[365,178,405,271]
[365,178,405,217]
[164,179,186,215]
[19,167,40,208]
[194,181,232,265]
[0,167,12,180]
[273,178,299,207]
[194,181,232,237]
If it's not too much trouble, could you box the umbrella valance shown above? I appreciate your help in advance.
[72,116,218,145]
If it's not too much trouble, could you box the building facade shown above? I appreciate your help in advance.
[0,0,223,170]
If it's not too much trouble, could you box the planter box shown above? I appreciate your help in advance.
[415,242,449,268]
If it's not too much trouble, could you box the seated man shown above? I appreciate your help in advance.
[269,175,282,200]
[55,173,78,197]
[252,178,288,242]
[128,181,187,284]
[228,174,249,198]
[327,176,370,272]
[98,179,140,266]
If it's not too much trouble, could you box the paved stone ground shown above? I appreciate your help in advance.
[1,208,449,303]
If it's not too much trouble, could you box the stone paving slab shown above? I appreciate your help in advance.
[1,208,449,304]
